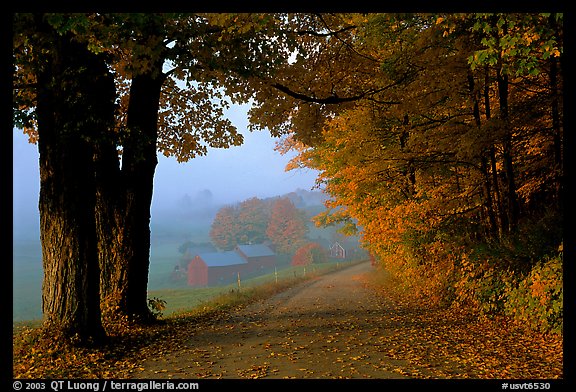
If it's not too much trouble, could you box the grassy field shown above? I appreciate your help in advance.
[12,236,193,322]
[13,240,44,322]
[13,234,359,323]
[13,199,358,322]
[12,213,214,321]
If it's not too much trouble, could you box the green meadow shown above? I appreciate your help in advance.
[148,260,356,317]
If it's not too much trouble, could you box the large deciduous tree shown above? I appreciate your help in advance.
[96,15,170,323]
[13,12,304,339]
[14,14,116,343]
[237,197,270,245]
[292,242,328,266]
[210,205,241,251]
[209,198,272,250]
[93,13,301,322]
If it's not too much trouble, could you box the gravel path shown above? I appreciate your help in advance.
[134,261,412,378]
[131,260,563,379]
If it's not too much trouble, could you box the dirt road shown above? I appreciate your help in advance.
[131,261,562,379]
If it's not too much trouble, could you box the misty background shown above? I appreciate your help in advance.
[13,104,322,321]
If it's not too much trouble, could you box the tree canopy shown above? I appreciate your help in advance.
[12,12,308,342]
[209,196,309,254]
[273,13,563,327]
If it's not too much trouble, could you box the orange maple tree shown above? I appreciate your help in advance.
[271,13,563,331]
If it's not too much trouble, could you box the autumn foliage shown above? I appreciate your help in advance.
[12,12,562,353]
[292,242,328,266]
[266,198,309,254]
[209,198,270,250]
[270,13,563,334]
[210,196,309,254]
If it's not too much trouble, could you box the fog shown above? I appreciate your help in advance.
[13,104,320,239]
[12,104,322,321]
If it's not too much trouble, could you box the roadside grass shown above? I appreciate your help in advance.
[150,260,357,317]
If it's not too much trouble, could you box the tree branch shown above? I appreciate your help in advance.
[270,83,365,104]
[270,75,407,106]
[293,25,357,37]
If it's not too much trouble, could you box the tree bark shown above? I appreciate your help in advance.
[94,129,126,322]
[35,21,115,344]
[467,69,497,237]
[123,69,164,321]
[399,114,416,197]
[484,66,506,238]
[548,47,563,209]
[98,63,165,323]
[496,67,519,233]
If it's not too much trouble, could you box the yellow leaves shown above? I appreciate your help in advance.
[298,368,314,375]
[237,364,269,379]
[523,31,540,45]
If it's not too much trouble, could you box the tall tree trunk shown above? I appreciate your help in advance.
[95,132,125,323]
[468,69,497,237]
[98,62,165,323]
[548,45,562,209]
[122,69,164,321]
[547,13,563,209]
[496,67,519,233]
[400,114,416,197]
[96,17,167,324]
[35,21,115,344]
[484,66,505,238]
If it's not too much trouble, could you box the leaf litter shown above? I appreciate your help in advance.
[13,262,562,379]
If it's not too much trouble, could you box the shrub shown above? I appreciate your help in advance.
[453,251,514,316]
[147,297,167,319]
[503,249,563,335]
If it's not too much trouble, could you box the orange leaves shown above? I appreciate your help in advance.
[292,242,328,266]
[266,197,309,254]
[237,364,270,379]
[365,270,563,379]
[502,253,563,334]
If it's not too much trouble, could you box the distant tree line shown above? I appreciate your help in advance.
[209,196,309,254]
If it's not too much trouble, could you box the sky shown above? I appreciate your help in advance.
[11,103,322,321]
[152,104,319,207]
[12,104,320,239]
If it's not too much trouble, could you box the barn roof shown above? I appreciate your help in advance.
[236,244,275,258]
[197,251,248,267]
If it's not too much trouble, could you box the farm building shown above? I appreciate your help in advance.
[188,251,247,287]
[329,241,347,259]
[235,244,276,272]
[188,244,277,287]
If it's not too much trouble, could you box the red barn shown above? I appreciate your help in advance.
[187,244,277,287]
[235,244,276,273]
[188,251,248,287]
